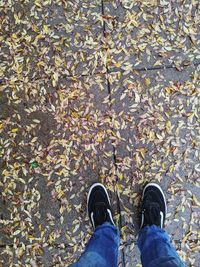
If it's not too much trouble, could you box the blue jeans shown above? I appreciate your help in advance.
[138,225,185,267]
[69,223,185,267]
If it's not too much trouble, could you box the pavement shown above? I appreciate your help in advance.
[0,0,200,266]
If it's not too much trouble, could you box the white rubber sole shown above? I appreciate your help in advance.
[142,182,167,213]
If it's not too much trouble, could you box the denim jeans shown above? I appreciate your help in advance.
[138,225,185,267]
[69,223,185,267]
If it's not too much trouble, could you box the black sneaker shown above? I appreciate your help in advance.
[140,183,167,229]
[87,183,115,228]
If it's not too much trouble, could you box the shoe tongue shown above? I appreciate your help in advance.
[146,202,161,226]
[94,202,107,226]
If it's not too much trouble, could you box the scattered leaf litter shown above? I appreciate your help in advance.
[104,0,200,71]
[109,66,200,266]
[0,0,200,266]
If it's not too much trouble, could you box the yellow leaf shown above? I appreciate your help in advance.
[149,130,155,141]
[192,195,200,207]
[144,78,150,86]
[138,148,146,158]
[13,229,21,236]
[169,165,174,173]
[35,0,42,8]
[43,25,49,34]
[115,61,123,68]
[165,86,173,94]
[59,93,64,102]
[36,33,43,40]
[72,111,78,119]
[182,231,191,242]
[11,128,18,133]
[96,136,103,142]
[37,61,45,67]
[12,33,17,39]
[53,72,59,81]
[166,121,171,134]
[80,52,85,61]
[32,24,39,32]
[135,152,141,165]
[14,14,20,24]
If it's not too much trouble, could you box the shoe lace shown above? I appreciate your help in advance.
[142,195,161,226]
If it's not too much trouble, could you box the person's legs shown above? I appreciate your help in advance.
[70,222,119,267]
[137,183,185,267]
[69,183,120,267]
[138,225,184,267]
